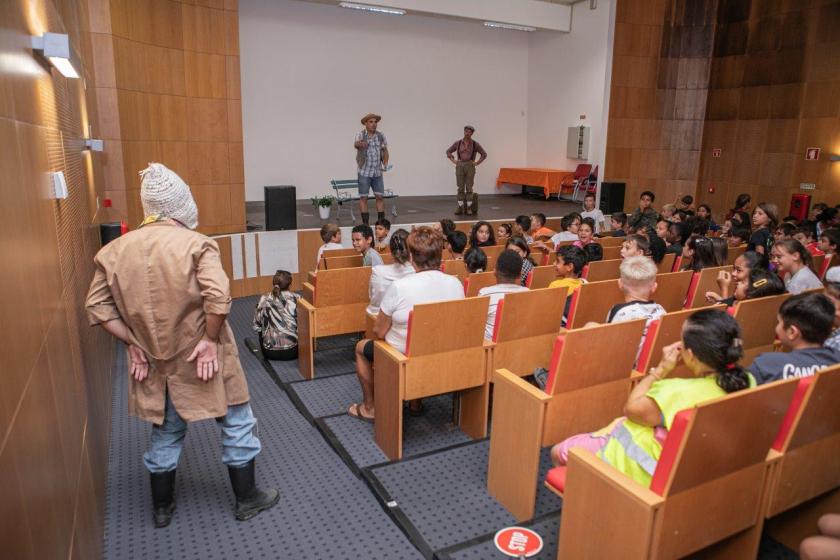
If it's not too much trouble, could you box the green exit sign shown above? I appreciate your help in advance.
[800,183,816,190]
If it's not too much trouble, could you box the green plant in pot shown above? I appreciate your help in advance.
[311,195,335,219]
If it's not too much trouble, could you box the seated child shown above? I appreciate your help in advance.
[513,215,534,244]
[530,212,556,240]
[684,235,725,271]
[664,222,684,255]
[582,242,604,263]
[352,224,383,266]
[628,191,659,232]
[675,193,695,213]
[253,270,301,361]
[774,222,796,242]
[367,230,415,315]
[727,226,750,248]
[793,228,823,256]
[655,218,670,241]
[749,292,840,384]
[771,239,822,294]
[316,223,343,270]
[506,236,536,285]
[551,309,755,487]
[620,234,652,260]
[550,245,588,327]
[706,267,785,306]
[439,218,456,236]
[580,192,605,233]
[697,204,719,231]
[496,223,512,244]
[818,228,840,264]
[572,218,596,249]
[823,267,840,351]
[446,230,468,260]
[609,212,627,237]
[549,213,581,245]
[464,247,487,273]
[661,203,677,222]
[477,250,528,340]
[606,256,666,332]
[374,218,391,251]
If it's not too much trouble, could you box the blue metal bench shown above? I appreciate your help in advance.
[330,179,398,222]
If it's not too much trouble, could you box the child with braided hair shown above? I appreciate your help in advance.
[550,309,755,487]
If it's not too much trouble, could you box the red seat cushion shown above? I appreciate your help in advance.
[545,466,567,493]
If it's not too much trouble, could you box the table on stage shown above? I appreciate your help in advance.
[495,167,576,199]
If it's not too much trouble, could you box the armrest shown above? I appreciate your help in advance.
[492,368,551,402]
[298,298,316,313]
[373,340,408,364]
[483,339,496,351]
[302,282,315,304]
[566,448,663,507]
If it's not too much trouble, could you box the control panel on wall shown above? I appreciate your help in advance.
[567,125,590,160]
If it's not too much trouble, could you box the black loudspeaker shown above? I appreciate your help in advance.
[100,222,123,246]
[599,182,626,215]
[264,185,297,231]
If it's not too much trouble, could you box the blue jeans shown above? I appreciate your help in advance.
[358,174,384,196]
[143,394,262,473]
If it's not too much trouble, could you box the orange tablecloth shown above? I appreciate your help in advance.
[496,168,575,199]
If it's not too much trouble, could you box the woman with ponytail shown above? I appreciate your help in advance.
[550,309,755,487]
[366,229,414,315]
[253,270,300,361]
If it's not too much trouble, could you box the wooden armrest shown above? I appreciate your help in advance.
[373,340,408,363]
[483,339,496,350]
[492,368,551,402]
[567,448,663,507]
[298,298,316,312]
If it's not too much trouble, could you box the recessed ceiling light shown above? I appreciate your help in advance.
[483,21,536,32]
[339,2,406,16]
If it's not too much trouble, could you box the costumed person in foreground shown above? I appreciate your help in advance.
[85,163,279,528]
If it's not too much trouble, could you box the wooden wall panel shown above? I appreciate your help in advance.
[93,0,245,233]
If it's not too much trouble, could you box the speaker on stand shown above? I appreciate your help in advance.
[599,182,626,215]
[264,185,297,231]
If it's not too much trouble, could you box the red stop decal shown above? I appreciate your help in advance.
[494,526,544,558]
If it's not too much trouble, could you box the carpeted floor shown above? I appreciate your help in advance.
[101,296,800,559]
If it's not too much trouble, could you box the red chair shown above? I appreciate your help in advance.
[559,164,592,201]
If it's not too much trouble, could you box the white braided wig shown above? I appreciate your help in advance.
[139,162,199,229]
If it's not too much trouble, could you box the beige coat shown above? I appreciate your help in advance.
[85,222,249,424]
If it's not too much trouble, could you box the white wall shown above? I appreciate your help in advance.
[240,0,529,200]
[526,1,613,178]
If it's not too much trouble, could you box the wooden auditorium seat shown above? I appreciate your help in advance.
[552,378,798,559]
[726,244,747,265]
[597,236,625,247]
[657,253,676,274]
[441,259,468,283]
[481,245,504,261]
[488,287,567,377]
[486,319,647,521]
[810,253,825,276]
[582,258,621,282]
[763,365,840,551]
[601,245,622,260]
[730,292,790,363]
[566,271,693,329]
[819,253,839,279]
[529,245,552,266]
[297,266,372,379]
[463,271,497,297]
[373,297,491,460]
[526,265,557,289]
[683,265,732,309]
[321,254,362,270]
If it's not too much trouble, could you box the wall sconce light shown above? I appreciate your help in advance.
[30,32,79,78]
[85,139,104,152]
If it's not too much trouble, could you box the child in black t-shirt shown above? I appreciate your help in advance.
[748,202,778,256]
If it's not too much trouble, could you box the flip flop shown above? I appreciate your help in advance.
[348,403,374,424]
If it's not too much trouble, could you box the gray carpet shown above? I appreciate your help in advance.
[436,513,560,560]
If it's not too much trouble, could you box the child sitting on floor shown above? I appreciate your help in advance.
[750,292,840,384]
[315,223,343,270]
[606,256,666,332]
[478,250,528,340]
[551,309,755,487]
[771,239,822,294]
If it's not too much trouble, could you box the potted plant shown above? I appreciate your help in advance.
[311,195,335,220]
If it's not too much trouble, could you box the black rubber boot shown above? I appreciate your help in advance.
[377,211,385,222]
[150,469,176,528]
[227,460,280,521]
[361,212,370,225]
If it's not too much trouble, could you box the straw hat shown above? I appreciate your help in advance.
[361,113,381,125]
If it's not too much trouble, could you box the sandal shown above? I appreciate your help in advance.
[348,403,374,424]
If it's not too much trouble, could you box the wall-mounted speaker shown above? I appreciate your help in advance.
[264,185,297,231]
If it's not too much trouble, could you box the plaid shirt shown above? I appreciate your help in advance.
[355,130,387,177]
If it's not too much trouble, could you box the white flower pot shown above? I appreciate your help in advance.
[318,205,331,220]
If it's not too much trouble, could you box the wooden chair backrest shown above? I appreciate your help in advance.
[650,378,798,497]
[583,259,621,282]
[441,259,468,282]
[635,305,726,375]
[653,270,695,312]
[597,236,625,247]
[527,265,557,289]
[602,246,622,260]
[820,253,839,279]
[463,271,497,297]
[658,253,676,273]
[731,292,791,349]
[566,279,623,329]
[313,267,372,307]
[775,365,840,453]
[810,253,825,275]
[321,247,357,259]
[684,265,732,309]
[726,244,747,265]
[529,246,551,266]
[405,297,489,357]
[322,255,362,270]
[482,245,504,261]
[494,287,566,343]
[545,319,647,395]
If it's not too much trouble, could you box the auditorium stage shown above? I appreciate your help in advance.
[246,194,581,230]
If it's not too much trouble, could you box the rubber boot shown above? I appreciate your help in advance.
[361,212,370,225]
[465,191,475,216]
[454,192,465,215]
[227,459,280,521]
[377,211,385,222]
[150,469,176,528]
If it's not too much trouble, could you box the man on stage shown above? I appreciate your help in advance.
[354,113,390,225]
[446,125,487,216]
[85,163,279,528]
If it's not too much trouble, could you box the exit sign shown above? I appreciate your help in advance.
[806,148,820,160]
[712,148,722,158]
[800,183,816,190]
